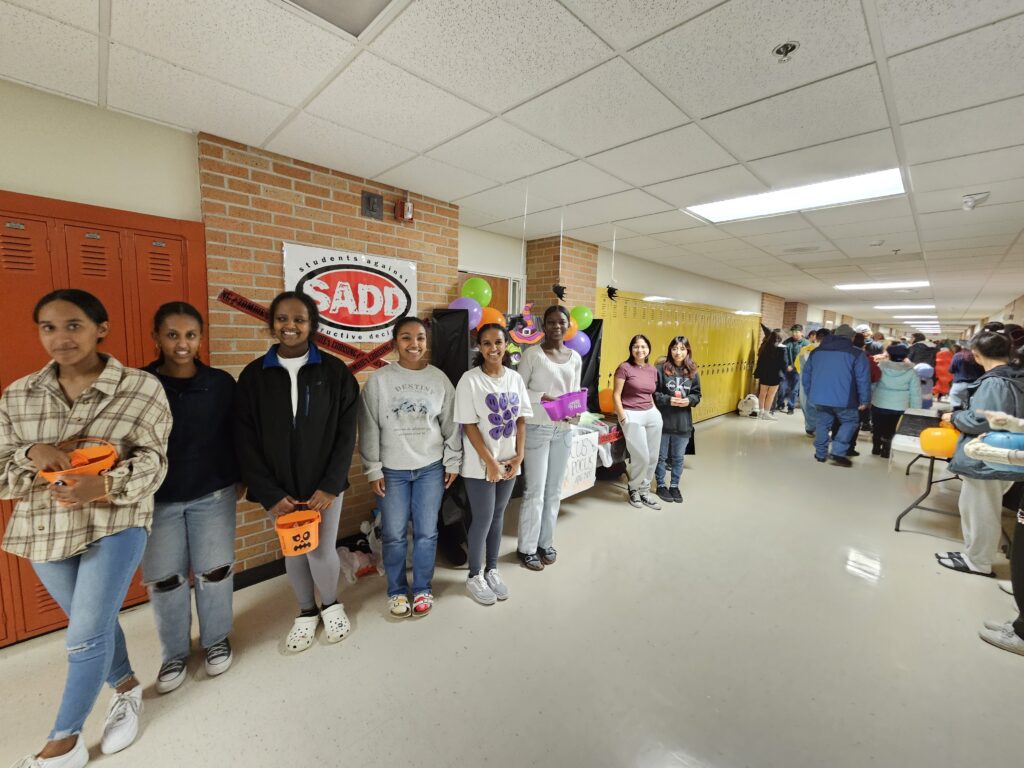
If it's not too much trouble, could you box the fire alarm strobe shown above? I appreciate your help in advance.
[396,198,414,221]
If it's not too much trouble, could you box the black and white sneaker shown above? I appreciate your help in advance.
[639,493,661,510]
[204,638,232,677]
[627,489,642,508]
[156,658,187,694]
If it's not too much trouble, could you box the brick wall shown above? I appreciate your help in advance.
[198,133,460,571]
[822,310,836,328]
[524,235,598,310]
[760,293,785,331]
[782,301,808,330]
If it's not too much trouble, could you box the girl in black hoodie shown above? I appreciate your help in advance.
[235,292,359,652]
[653,336,701,503]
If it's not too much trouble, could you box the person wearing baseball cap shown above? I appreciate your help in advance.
[800,324,872,466]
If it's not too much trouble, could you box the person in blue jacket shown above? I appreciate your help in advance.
[801,324,871,467]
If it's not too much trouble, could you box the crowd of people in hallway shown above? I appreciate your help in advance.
[2,287,1023,768]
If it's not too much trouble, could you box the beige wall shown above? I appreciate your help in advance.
[458,226,526,279]
[0,79,201,221]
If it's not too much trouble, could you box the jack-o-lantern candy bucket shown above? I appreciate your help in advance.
[275,503,321,556]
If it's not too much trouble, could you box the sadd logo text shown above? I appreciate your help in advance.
[300,265,411,332]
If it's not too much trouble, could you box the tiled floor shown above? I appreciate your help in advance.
[2,412,1021,767]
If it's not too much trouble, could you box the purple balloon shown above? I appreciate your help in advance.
[565,331,592,356]
[449,297,482,328]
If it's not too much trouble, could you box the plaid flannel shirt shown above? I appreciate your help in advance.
[0,356,171,562]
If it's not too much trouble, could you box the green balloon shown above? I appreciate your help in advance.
[571,305,593,331]
[461,277,493,307]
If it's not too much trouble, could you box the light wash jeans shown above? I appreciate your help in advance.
[142,484,236,663]
[32,527,147,740]
[959,477,1014,572]
[800,384,818,434]
[814,405,859,459]
[519,423,573,554]
[949,381,970,408]
[655,433,690,489]
[379,460,444,597]
[622,407,663,491]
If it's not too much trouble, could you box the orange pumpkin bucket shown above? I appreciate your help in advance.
[39,438,118,484]
[275,503,321,556]
[919,426,958,459]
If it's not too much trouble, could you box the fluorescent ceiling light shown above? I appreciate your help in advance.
[835,281,929,291]
[874,304,936,309]
[686,168,904,223]
[643,295,679,303]
[734,310,758,315]
[893,315,938,319]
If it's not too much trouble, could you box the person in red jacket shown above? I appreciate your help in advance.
[934,345,953,400]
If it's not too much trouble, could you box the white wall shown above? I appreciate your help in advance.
[457,226,526,278]
[596,248,761,312]
[806,305,825,324]
[0,80,201,221]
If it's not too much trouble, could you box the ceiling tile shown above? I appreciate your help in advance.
[803,197,912,226]
[925,247,1008,260]
[687,237,766,254]
[482,207,567,240]
[16,0,99,32]
[429,119,574,182]
[107,44,291,147]
[719,214,807,237]
[815,216,916,239]
[376,155,497,203]
[458,207,501,229]
[748,130,899,188]
[743,228,831,250]
[657,226,734,245]
[889,16,1024,123]
[266,112,416,180]
[587,124,736,186]
[613,210,704,235]
[914,178,1024,213]
[369,0,610,112]
[901,95,1024,164]
[909,145,1024,193]
[620,244,690,260]
[564,223,638,243]
[519,161,631,205]
[560,0,721,50]
[920,221,1024,241]
[833,232,921,258]
[563,188,671,228]
[645,165,767,208]
[917,201,1024,230]
[306,53,488,152]
[111,0,353,107]
[876,0,1024,55]
[0,3,96,102]
[630,0,872,118]
[702,66,889,160]
[505,57,687,156]
[923,233,1018,251]
[611,235,673,252]
[453,185,556,222]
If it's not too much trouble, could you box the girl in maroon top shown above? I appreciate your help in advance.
[612,334,663,509]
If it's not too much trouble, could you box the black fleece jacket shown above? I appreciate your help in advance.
[653,366,702,435]
[235,344,359,510]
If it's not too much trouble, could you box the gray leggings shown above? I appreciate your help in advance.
[283,495,342,611]
[465,478,515,578]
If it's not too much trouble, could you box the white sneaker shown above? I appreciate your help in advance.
[100,684,143,755]
[484,569,509,601]
[11,736,88,768]
[155,658,187,694]
[466,574,496,605]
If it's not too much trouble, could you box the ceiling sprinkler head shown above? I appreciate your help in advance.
[772,41,799,63]
[962,191,990,211]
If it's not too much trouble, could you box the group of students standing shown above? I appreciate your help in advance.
[0,290,604,768]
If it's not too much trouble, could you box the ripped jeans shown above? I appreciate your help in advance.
[32,526,147,740]
[143,485,236,663]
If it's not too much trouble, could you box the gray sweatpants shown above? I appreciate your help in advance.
[283,495,343,611]
[465,477,515,578]
[959,478,1012,572]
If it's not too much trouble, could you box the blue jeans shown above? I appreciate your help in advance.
[142,485,236,663]
[655,433,690,488]
[801,384,818,433]
[782,370,800,410]
[519,423,573,553]
[814,405,859,459]
[32,527,147,740]
[380,461,444,597]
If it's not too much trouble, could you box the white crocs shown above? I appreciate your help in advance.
[321,603,351,643]
[285,614,320,652]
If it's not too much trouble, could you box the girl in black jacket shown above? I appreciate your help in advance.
[235,292,359,652]
[653,336,701,503]
[754,329,786,420]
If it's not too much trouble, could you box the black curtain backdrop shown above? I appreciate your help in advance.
[581,319,603,412]
[431,308,471,387]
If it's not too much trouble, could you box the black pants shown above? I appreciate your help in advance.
[1013,520,1024,640]
[871,407,901,456]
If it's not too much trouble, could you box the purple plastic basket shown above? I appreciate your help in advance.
[541,390,589,421]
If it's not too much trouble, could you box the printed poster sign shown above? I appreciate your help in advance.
[283,242,417,343]
[560,429,599,500]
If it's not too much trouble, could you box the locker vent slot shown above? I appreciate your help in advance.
[79,244,110,277]
[147,251,175,283]
[0,233,37,271]
[33,581,60,614]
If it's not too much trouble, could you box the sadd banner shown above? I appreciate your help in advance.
[283,243,417,343]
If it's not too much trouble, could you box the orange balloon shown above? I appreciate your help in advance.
[476,307,507,331]
[564,317,579,340]
[920,426,958,458]
[598,388,615,414]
